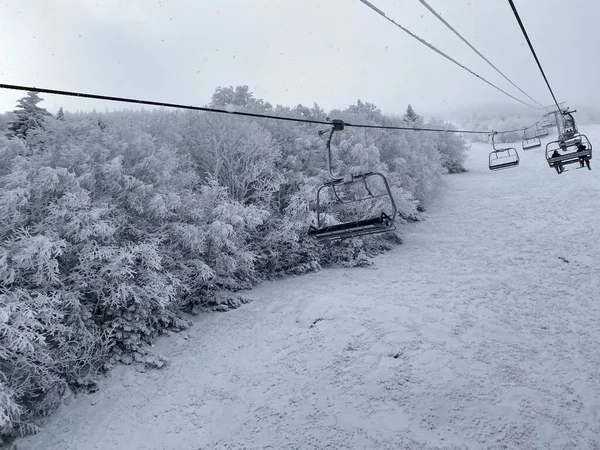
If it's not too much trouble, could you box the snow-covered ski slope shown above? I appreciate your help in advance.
[19,126,600,450]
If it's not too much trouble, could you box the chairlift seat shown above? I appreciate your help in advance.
[535,128,549,137]
[522,137,541,150]
[545,133,592,170]
[308,212,395,240]
[489,144,520,171]
[490,159,520,170]
[547,149,591,167]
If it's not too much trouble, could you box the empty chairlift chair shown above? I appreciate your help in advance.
[545,133,592,173]
[541,116,554,128]
[522,129,541,150]
[535,126,549,137]
[489,133,520,171]
[307,120,397,241]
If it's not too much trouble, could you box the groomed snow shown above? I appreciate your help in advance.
[18,126,600,450]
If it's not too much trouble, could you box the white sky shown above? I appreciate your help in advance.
[1,0,598,117]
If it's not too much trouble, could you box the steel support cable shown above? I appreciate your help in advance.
[0,82,534,135]
[506,0,563,113]
[358,0,539,109]
[416,0,544,108]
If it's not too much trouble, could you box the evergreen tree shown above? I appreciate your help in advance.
[5,92,52,139]
[404,104,421,125]
[56,107,65,121]
[96,115,107,130]
[0,113,11,133]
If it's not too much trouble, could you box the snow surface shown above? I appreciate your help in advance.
[18,127,600,450]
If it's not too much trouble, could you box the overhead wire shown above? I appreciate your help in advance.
[358,0,540,110]
[416,0,544,108]
[0,83,332,127]
[506,0,563,114]
[0,82,539,135]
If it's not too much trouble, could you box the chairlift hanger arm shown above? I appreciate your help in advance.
[318,120,346,179]
[491,132,499,151]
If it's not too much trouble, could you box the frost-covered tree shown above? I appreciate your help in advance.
[428,119,469,173]
[5,92,52,140]
[56,107,65,121]
[456,107,537,144]
[96,115,107,131]
[0,113,13,133]
[403,104,422,126]
[0,87,474,439]
[180,113,283,207]
[345,99,383,123]
[210,85,272,112]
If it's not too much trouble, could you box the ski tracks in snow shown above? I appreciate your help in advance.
[18,128,600,450]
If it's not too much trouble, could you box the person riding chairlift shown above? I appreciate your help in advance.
[552,148,564,174]
[576,142,591,170]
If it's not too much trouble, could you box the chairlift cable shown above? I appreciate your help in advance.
[506,0,563,114]
[0,82,538,136]
[358,0,539,110]
[416,0,544,108]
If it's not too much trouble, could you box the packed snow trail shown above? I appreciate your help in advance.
[19,127,600,450]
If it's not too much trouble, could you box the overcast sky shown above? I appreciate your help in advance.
[1,0,599,117]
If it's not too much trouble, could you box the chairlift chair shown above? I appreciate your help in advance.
[558,110,578,141]
[541,117,554,128]
[535,127,549,137]
[545,133,592,172]
[307,120,397,240]
[522,129,541,150]
[489,133,520,171]
[560,128,577,141]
